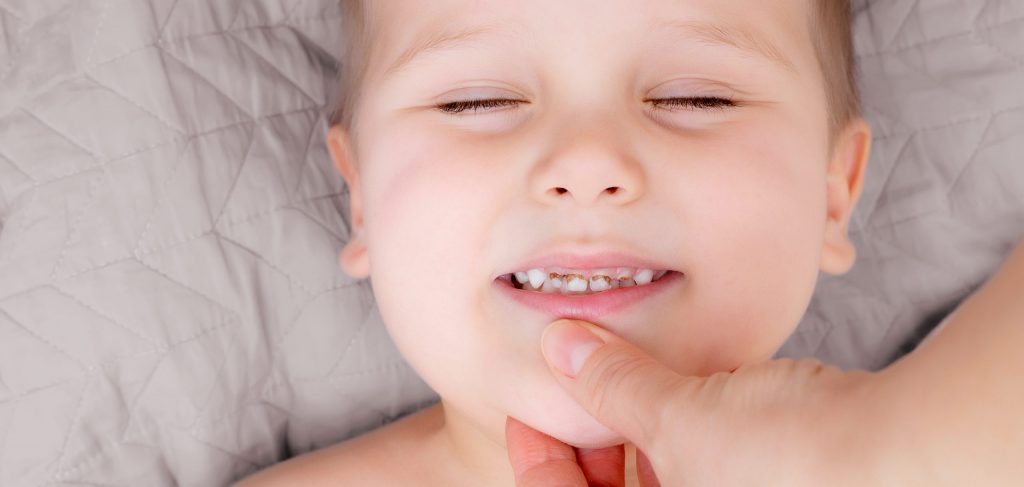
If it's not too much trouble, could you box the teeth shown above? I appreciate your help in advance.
[527,269,546,289]
[589,275,611,292]
[510,267,670,295]
[565,274,588,292]
[547,272,563,289]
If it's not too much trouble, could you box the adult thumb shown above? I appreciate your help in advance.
[540,319,693,452]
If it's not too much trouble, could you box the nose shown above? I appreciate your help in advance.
[529,126,645,207]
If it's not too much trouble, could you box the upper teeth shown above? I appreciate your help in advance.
[511,267,668,295]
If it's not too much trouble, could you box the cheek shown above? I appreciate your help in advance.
[358,131,511,395]
[651,127,827,373]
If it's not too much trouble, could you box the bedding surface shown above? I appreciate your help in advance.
[0,0,1021,485]
[774,0,1024,366]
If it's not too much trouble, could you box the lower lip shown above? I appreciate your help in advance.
[492,271,684,322]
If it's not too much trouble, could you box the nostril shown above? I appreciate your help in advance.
[554,187,568,195]
[606,186,620,195]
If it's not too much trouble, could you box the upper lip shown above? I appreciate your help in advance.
[497,244,678,279]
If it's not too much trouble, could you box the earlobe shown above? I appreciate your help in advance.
[820,118,872,275]
[327,125,371,279]
[339,234,371,279]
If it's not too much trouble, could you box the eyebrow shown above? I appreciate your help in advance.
[660,19,798,74]
[383,23,509,80]
[382,18,797,80]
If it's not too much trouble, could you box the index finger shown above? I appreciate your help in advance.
[506,416,586,486]
[506,416,624,487]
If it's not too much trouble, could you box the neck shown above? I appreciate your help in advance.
[430,401,518,486]
[423,401,639,486]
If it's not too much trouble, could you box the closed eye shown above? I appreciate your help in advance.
[646,96,737,111]
[434,96,737,114]
[435,98,524,114]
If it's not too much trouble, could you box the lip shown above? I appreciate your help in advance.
[497,250,677,278]
[492,270,684,321]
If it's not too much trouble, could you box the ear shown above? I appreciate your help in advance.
[327,125,370,279]
[820,118,872,275]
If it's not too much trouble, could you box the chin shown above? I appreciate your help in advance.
[546,418,625,449]
[517,388,629,449]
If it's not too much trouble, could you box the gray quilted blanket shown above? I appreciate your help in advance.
[0,0,1021,485]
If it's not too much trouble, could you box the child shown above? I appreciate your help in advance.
[237,0,890,484]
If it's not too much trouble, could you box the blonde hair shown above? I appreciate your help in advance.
[328,0,374,132]
[329,0,861,150]
[809,0,861,150]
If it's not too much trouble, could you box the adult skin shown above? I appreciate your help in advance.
[508,241,1024,486]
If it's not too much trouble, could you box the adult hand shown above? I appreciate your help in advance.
[506,415,660,487]
[506,319,885,486]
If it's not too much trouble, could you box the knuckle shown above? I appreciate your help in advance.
[582,350,644,415]
[580,348,669,442]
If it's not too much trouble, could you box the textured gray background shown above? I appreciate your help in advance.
[775,0,1024,368]
[0,0,1022,485]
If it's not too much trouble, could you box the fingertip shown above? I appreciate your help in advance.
[636,449,663,487]
[541,320,606,378]
[505,416,578,482]
[576,445,626,487]
[549,320,627,350]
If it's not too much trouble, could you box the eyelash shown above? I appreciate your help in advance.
[434,96,737,114]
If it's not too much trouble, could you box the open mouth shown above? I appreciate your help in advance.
[493,267,685,321]
[497,267,674,295]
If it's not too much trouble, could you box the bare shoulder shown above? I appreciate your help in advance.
[233,405,444,487]
[232,434,387,487]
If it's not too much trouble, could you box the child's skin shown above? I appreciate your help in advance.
[235,0,1024,485]
[507,236,1024,485]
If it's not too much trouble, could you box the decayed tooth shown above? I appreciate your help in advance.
[527,269,546,289]
[565,274,587,293]
[634,269,655,286]
[541,273,563,293]
[515,267,670,293]
[589,275,611,292]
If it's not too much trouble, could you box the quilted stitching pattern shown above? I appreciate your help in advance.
[0,2,437,486]
[775,0,1024,369]
[0,0,1022,485]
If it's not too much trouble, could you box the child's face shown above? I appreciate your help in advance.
[330,0,870,448]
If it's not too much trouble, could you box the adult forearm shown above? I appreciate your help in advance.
[871,241,1024,484]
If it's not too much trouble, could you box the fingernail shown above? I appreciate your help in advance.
[542,320,605,378]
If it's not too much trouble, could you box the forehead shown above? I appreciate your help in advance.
[369,0,815,82]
